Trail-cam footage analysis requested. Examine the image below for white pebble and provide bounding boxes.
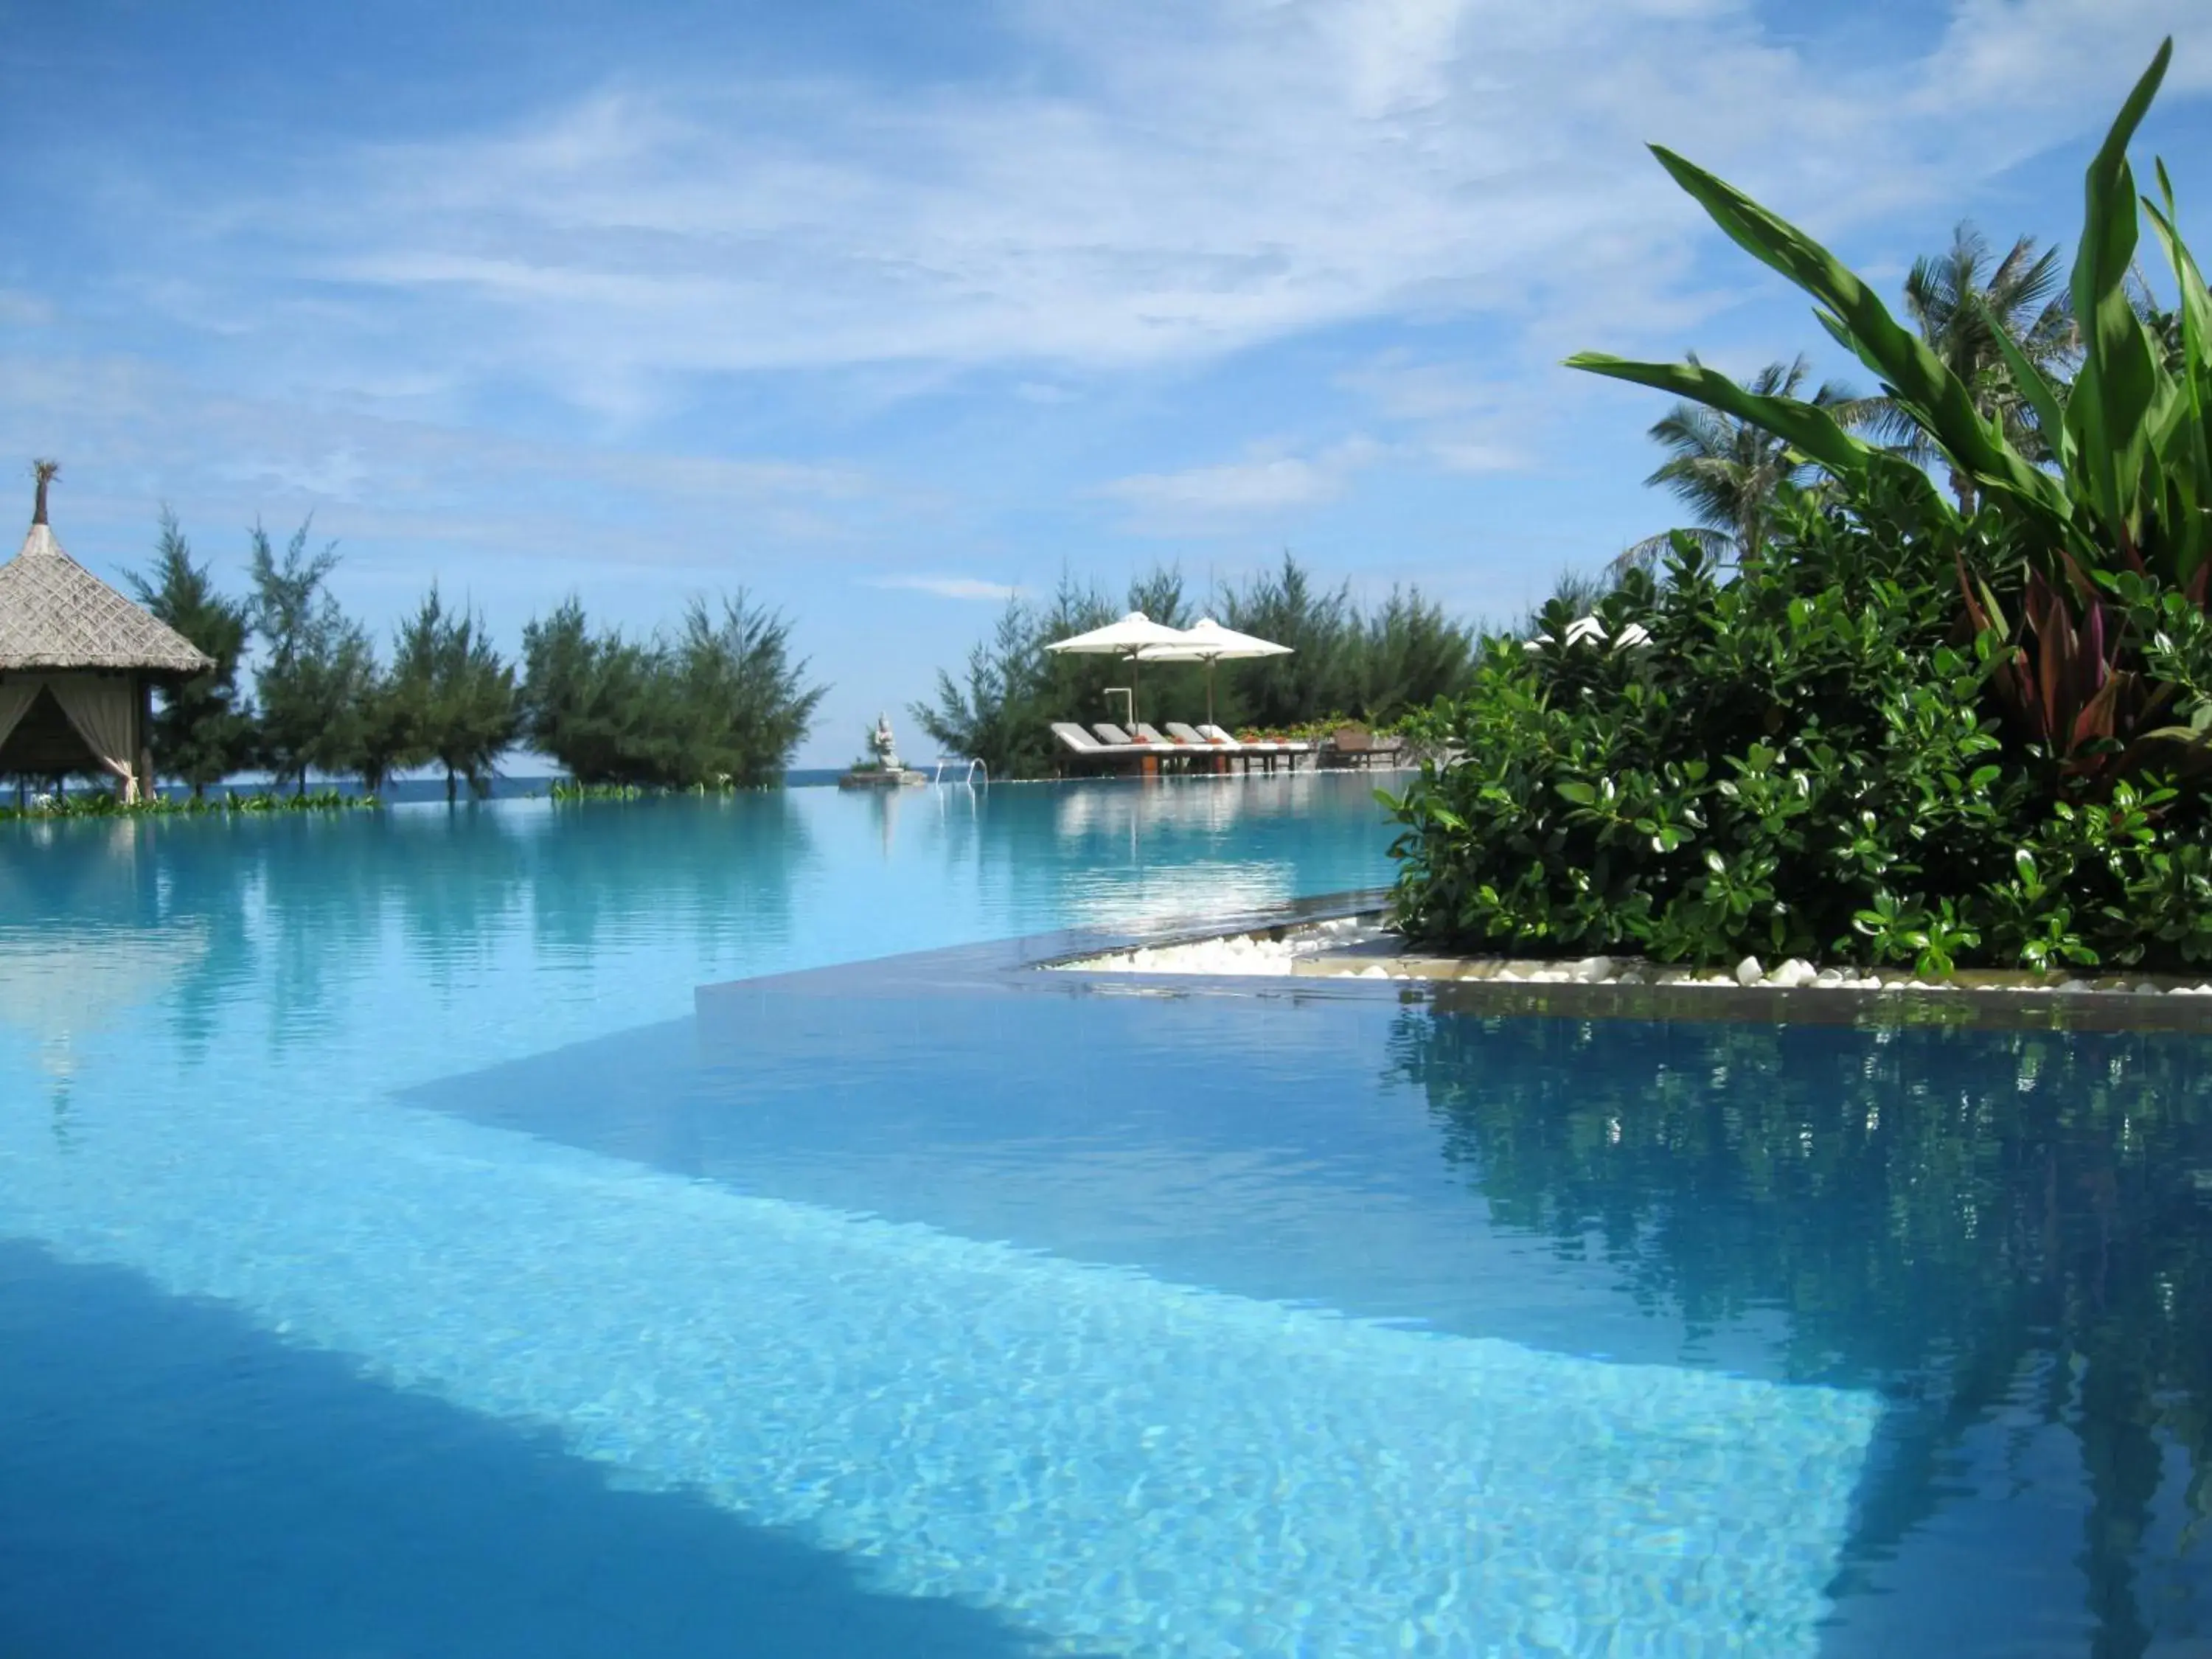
[1733,956,1764,987]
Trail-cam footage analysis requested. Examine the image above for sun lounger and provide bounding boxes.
[1165,722,1232,748]
[1092,723,1175,752]
[1145,721,1238,773]
[1052,722,1146,768]
[1199,723,1313,755]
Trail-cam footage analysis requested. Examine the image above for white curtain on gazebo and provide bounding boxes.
[46,673,139,801]
[0,678,40,753]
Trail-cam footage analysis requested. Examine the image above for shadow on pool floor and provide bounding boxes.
[0,1239,1090,1659]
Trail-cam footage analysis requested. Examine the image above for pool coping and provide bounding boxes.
[695,890,2212,1034]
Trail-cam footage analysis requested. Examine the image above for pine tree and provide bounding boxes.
[246,520,375,796]
[389,584,518,801]
[127,509,254,796]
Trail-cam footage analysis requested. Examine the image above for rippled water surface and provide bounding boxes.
[2,774,2209,1657]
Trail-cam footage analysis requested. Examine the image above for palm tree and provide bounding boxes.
[1619,355,1868,569]
[1879,223,2078,507]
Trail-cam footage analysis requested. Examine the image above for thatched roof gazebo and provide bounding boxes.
[0,463,214,801]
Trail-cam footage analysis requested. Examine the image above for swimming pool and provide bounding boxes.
[1,774,2207,1655]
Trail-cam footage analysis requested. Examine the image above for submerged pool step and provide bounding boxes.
[0,1095,1880,1658]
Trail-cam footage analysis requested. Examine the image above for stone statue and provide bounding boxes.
[841,711,923,788]
[869,712,901,772]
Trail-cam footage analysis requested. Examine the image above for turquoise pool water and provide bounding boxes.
[1,774,2208,1656]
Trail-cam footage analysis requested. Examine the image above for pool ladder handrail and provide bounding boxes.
[933,755,988,788]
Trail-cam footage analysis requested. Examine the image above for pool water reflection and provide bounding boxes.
[1,778,2208,1655]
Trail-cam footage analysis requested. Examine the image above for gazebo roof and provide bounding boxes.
[0,473,214,678]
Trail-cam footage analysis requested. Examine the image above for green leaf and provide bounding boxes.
[2065,38,2173,540]
[1632,145,2076,539]
[1566,351,1948,518]
[1978,295,2076,479]
[1555,781,1597,806]
[2143,160,2212,584]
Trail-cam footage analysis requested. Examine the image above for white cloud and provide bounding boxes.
[868,574,1023,601]
[0,349,897,582]
[1338,352,1539,473]
[1338,357,1495,425]
[90,0,2211,422]
[1099,438,1381,529]
[1424,436,1530,476]
[1919,0,2212,112]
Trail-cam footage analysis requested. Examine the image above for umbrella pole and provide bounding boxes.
[1206,658,1216,728]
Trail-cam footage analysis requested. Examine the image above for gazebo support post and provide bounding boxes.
[136,678,155,806]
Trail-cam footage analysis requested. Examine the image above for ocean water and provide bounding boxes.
[0,773,2208,1657]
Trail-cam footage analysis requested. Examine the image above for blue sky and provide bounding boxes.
[2,0,2210,765]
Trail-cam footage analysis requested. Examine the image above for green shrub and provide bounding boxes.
[0,787,370,822]
[1383,492,2212,973]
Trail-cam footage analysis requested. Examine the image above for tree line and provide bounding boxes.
[128,513,824,800]
[913,555,1479,779]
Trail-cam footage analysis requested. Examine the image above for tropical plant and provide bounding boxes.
[1566,38,2207,795]
[1875,223,2079,501]
[1513,567,1617,641]
[127,509,255,796]
[1621,355,1868,567]
[246,520,377,797]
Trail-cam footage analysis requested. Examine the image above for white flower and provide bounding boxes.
[1562,615,1608,648]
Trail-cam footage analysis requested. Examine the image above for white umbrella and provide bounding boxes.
[1044,611,1193,728]
[1136,616,1292,726]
